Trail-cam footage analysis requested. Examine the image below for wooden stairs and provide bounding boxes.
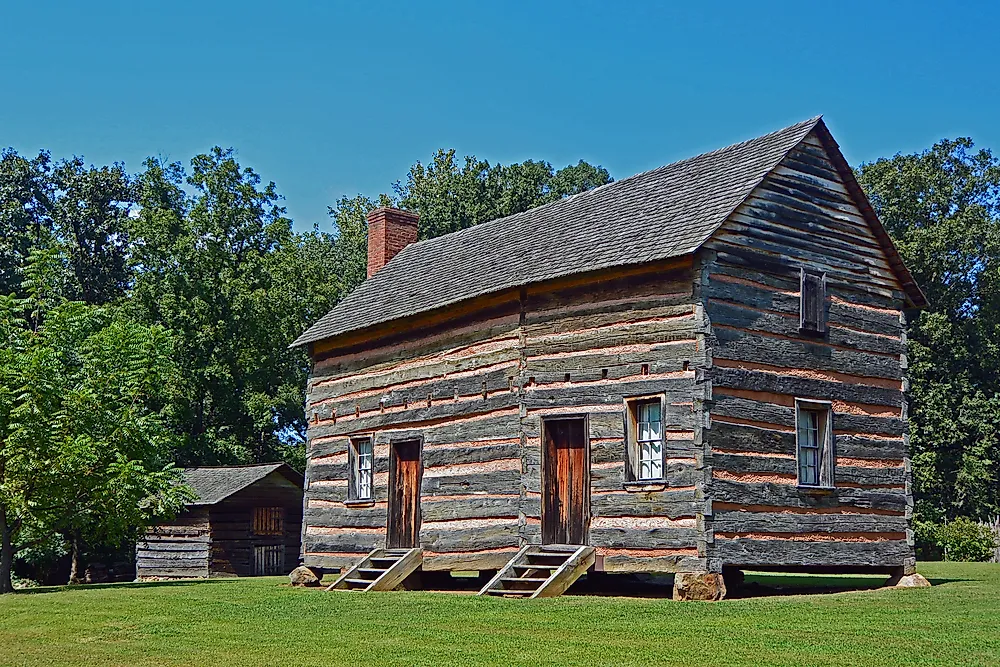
[478,544,595,598]
[327,548,422,592]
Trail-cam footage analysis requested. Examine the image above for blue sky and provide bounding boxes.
[2,1,997,230]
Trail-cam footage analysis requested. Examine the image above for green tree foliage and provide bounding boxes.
[127,150,324,467]
[50,158,135,305]
[0,250,189,593]
[935,518,998,562]
[394,149,612,239]
[857,138,1000,523]
[0,149,54,295]
[326,193,395,296]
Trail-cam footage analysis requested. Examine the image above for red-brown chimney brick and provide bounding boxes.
[367,207,419,278]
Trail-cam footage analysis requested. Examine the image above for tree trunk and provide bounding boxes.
[68,534,83,585]
[0,507,14,594]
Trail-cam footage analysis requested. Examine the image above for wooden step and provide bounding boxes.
[327,548,423,592]
[357,568,389,577]
[477,545,596,599]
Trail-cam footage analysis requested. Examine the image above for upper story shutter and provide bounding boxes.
[800,269,827,334]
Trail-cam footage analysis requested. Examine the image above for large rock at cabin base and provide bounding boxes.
[673,572,727,601]
[289,566,322,587]
[891,573,931,588]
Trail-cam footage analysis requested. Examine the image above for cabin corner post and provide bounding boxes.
[670,251,727,601]
[900,308,918,576]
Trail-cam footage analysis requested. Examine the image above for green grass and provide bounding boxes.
[2,562,999,666]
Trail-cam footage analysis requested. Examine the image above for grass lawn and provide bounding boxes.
[1,562,998,666]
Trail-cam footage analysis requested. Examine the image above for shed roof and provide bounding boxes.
[180,464,302,506]
[293,116,923,348]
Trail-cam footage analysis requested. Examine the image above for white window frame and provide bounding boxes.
[349,436,374,501]
[795,398,834,488]
[624,395,666,483]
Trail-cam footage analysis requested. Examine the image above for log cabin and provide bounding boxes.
[291,116,927,599]
[136,464,303,579]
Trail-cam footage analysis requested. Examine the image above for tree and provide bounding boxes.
[0,249,189,593]
[857,138,1000,523]
[0,149,54,296]
[128,150,324,467]
[393,150,612,239]
[50,157,135,305]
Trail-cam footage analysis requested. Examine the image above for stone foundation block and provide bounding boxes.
[673,571,727,601]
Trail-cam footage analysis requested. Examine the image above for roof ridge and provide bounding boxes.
[393,116,824,257]
[180,463,285,471]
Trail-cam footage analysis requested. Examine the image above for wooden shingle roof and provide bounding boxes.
[180,464,302,506]
[293,116,922,348]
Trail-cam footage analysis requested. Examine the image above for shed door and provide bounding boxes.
[542,417,589,545]
[387,440,422,549]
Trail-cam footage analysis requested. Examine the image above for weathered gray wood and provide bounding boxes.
[711,511,907,534]
[703,279,902,337]
[711,453,906,486]
[421,470,522,496]
[522,378,694,409]
[711,366,902,408]
[712,538,911,567]
[589,528,699,550]
[710,479,907,513]
[712,395,906,437]
[420,523,520,552]
[590,489,699,518]
[711,328,901,381]
[707,300,903,356]
[707,422,906,461]
[601,553,705,573]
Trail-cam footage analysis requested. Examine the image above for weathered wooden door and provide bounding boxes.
[542,417,589,545]
[387,439,422,549]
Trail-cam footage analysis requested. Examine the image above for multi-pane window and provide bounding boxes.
[637,401,663,481]
[252,507,283,535]
[796,400,834,487]
[625,397,665,482]
[350,437,374,501]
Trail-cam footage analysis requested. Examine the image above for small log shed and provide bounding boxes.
[136,464,303,579]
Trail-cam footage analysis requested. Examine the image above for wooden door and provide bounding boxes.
[387,439,422,549]
[542,417,589,545]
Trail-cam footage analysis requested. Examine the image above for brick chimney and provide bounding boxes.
[367,207,419,278]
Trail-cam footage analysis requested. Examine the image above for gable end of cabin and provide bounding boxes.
[697,126,916,577]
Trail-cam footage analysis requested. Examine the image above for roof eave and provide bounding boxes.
[811,120,928,309]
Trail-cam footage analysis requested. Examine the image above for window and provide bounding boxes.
[349,437,374,501]
[800,269,827,334]
[253,544,285,575]
[625,397,664,482]
[795,399,834,487]
[252,507,283,535]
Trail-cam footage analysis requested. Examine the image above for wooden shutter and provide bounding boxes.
[800,269,827,334]
[623,401,639,482]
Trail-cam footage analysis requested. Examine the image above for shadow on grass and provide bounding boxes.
[14,578,235,595]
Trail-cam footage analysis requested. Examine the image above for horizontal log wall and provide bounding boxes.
[521,264,705,573]
[700,128,915,574]
[302,260,707,573]
[136,508,211,579]
[209,473,303,576]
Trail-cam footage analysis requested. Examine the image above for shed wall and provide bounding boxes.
[209,473,304,576]
[136,507,211,579]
